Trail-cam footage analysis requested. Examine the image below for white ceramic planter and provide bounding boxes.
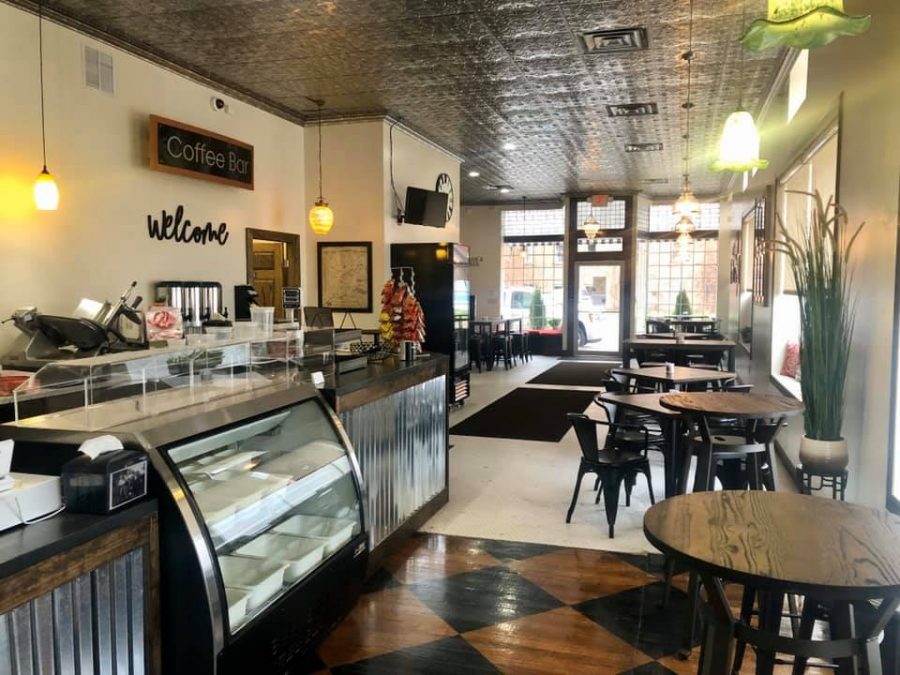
[799,436,849,474]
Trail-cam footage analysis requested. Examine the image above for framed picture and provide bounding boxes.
[317,242,373,312]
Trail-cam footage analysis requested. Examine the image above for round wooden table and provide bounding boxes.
[660,392,804,493]
[644,491,900,674]
[658,391,805,418]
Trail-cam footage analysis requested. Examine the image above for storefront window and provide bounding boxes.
[771,126,838,399]
[501,208,565,327]
[634,203,720,333]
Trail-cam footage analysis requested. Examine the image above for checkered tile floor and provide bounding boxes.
[297,533,830,674]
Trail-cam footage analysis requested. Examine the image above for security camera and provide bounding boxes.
[210,96,229,113]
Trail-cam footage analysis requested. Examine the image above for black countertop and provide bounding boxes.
[321,354,449,412]
[0,498,157,580]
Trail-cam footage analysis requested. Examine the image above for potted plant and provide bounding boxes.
[530,288,546,329]
[674,289,692,316]
[771,191,863,473]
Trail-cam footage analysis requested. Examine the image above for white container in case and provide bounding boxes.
[235,533,326,583]
[274,515,355,553]
[225,586,251,629]
[218,556,286,611]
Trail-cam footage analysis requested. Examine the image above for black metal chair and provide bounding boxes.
[565,410,655,538]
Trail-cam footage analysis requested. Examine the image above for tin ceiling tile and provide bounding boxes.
[33,0,782,201]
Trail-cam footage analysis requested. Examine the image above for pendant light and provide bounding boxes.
[713,2,769,173]
[673,0,701,257]
[308,100,334,235]
[582,202,600,240]
[33,0,58,211]
[673,0,700,229]
[742,0,870,52]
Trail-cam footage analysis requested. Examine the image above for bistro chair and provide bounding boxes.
[565,410,655,538]
[469,323,492,372]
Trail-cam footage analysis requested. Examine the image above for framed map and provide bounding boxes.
[317,242,373,312]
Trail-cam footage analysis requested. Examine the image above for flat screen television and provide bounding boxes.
[403,187,448,228]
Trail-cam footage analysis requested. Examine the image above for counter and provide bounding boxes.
[0,500,159,673]
[321,355,449,569]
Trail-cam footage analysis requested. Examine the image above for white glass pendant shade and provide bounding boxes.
[673,191,700,218]
[583,215,600,240]
[675,215,695,234]
[712,110,770,173]
[742,0,871,51]
[33,167,59,211]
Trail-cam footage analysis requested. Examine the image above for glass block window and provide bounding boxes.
[501,241,565,325]
[641,238,719,320]
[649,203,720,231]
[501,208,565,237]
[575,200,626,230]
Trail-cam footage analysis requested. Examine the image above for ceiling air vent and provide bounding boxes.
[625,142,663,152]
[643,178,669,185]
[581,27,648,54]
[84,45,114,94]
[606,102,658,117]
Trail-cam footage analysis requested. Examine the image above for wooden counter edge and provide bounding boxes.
[329,358,448,414]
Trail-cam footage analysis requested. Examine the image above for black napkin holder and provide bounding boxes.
[61,449,148,514]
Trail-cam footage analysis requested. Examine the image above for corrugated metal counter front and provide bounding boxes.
[321,356,449,569]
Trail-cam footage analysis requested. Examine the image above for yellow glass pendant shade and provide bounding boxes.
[308,199,334,235]
[33,167,58,211]
[742,0,871,51]
[712,110,770,172]
[582,215,600,240]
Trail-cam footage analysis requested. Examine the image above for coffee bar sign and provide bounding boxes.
[149,115,254,190]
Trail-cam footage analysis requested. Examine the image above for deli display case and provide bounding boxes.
[2,343,365,674]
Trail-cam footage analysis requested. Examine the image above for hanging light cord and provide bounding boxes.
[738,0,746,109]
[38,0,47,170]
[681,0,695,192]
[316,102,324,201]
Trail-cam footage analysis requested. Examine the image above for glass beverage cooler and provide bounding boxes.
[3,339,365,674]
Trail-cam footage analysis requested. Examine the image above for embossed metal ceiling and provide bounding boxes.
[23,0,783,203]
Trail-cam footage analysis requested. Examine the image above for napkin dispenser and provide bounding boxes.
[61,435,148,514]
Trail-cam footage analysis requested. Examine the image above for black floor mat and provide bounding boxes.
[449,387,597,442]
[526,361,616,387]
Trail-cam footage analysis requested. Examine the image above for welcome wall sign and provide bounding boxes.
[147,205,230,246]
[149,115,254,190]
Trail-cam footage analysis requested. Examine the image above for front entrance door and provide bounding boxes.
[574,261,622,356]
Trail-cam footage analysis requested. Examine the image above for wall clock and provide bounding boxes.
[435,173,454,223]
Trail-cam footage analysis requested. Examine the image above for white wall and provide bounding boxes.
[460,206,503,318]
[0,3,305,351]
[723,0,900,506]
[303,120,385,326]
[303,119,461,327]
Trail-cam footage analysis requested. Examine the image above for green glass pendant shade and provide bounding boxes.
[742,1,871,51]
[712,110,770,172]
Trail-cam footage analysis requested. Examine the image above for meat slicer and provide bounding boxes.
[1,282,148,370]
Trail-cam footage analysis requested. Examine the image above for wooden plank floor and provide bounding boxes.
[301,533,834,674]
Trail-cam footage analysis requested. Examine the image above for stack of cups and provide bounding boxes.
[250,306,275,337]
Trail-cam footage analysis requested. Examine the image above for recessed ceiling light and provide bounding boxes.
[468,170,480,177]
[499,187,511,193]
[502,142,517,151]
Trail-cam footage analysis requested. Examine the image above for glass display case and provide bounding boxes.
[3,382,366,674]
[167,398,362,632]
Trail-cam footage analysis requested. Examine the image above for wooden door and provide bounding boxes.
[252,242,285,318]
